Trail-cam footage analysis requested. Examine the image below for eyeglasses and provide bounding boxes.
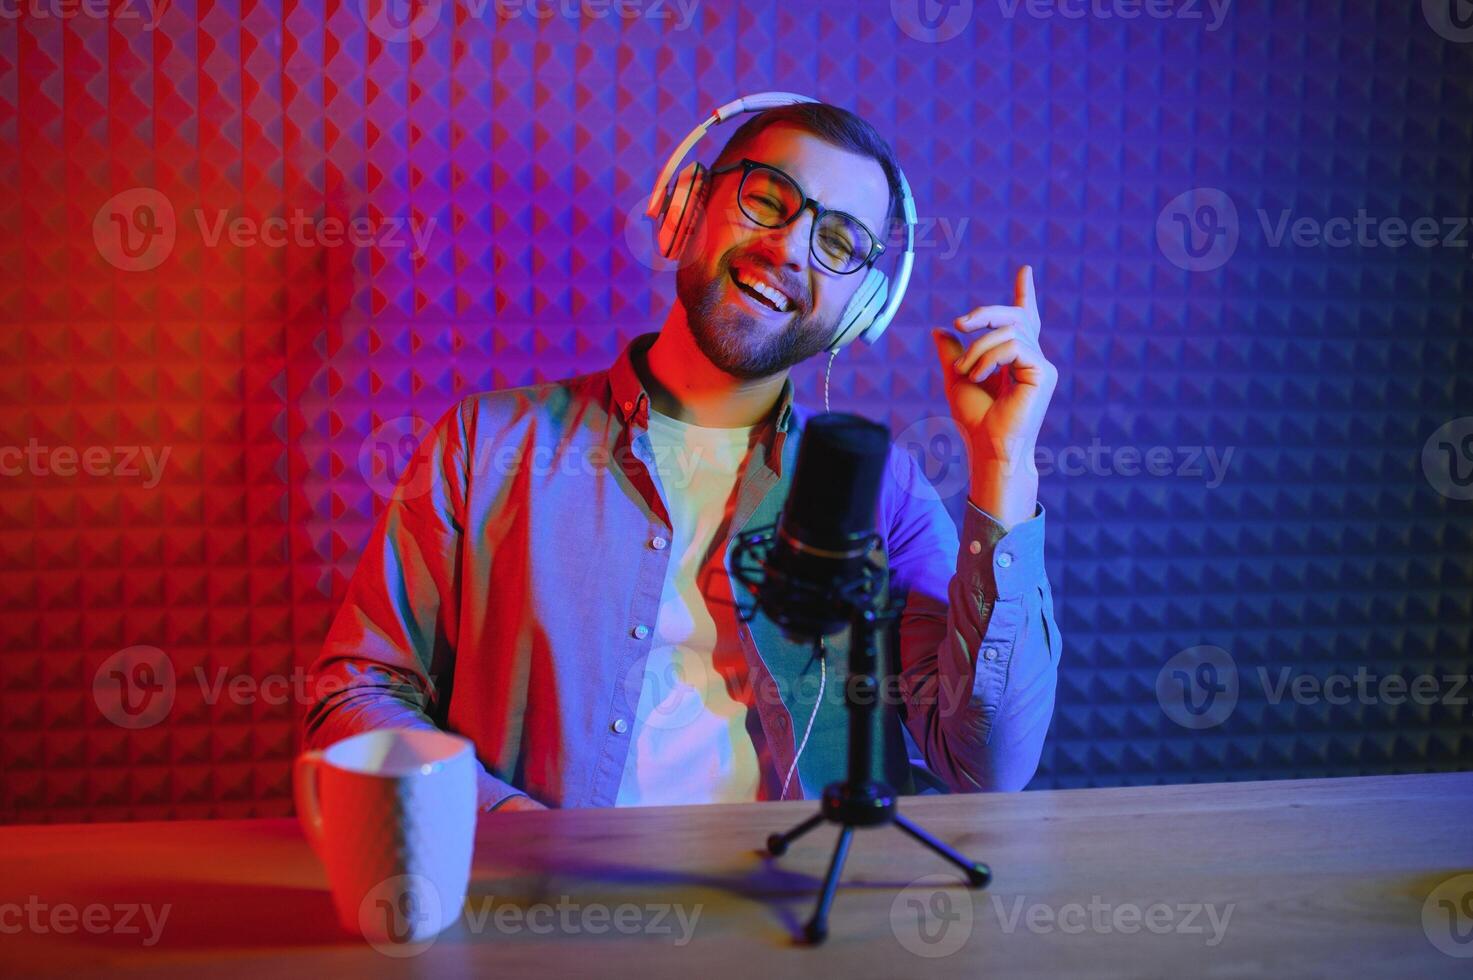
[708,158,886,275]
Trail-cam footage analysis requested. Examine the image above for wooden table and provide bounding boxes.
[2,773,1470,978]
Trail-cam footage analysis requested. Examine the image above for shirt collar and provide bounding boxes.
[607,332,797,439]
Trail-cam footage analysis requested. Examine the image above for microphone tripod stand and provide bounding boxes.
[735,531,992,945]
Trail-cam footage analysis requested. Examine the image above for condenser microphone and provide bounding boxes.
[738,413,892,639]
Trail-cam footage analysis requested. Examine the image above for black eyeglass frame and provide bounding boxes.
[708,158,888,275]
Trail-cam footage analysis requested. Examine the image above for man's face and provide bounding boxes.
[674,124,891,380]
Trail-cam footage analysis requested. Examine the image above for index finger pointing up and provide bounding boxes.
[1015,264,1037,315]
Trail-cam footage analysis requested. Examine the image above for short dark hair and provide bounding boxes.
[711,103,905,237]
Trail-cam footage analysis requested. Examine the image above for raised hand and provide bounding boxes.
[930,264,1058,527]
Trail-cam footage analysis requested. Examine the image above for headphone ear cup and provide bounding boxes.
[827,268,889,352]
[656,161,708,259]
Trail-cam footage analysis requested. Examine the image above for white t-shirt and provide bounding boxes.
[615,407,771,806]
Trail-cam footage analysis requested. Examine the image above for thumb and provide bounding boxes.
[931,327,963,377]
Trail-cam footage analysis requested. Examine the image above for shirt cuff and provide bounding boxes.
[476,765,529,812]
[959,500,1047,601]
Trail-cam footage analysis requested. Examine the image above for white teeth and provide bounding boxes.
[736,271,791,312]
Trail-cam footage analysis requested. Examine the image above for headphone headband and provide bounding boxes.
[646,92,916,351]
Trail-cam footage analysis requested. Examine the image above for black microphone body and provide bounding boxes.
[754,413,891,638]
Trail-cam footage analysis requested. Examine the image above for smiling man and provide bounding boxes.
[302,98,1062,812]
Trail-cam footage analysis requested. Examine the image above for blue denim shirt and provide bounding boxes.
[303,333,1061,809]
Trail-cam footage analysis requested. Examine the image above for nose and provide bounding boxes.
[759,206,814,271]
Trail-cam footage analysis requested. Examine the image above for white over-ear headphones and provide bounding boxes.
[645,92,916,353]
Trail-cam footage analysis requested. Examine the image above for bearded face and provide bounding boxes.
[672,125,891,381]
[675,242,839,380]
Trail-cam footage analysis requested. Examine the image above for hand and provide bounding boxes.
[492,794,548,813]
[930,265,1058,527]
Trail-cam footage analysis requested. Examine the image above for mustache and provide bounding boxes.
[725,253,808,311]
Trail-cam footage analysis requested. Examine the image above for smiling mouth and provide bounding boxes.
[729,267,794,314]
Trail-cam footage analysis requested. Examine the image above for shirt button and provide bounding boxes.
[622,400,633,413]
[650,536,668,550]
[611,718,628,734]
[983,646,999,662]
[968,540,982,555]
[631,624,650,639]
[996,552,1013,568]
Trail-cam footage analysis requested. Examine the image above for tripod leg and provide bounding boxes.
[802,826,853,945]
[766,812,824,856]
[892,813,991,887]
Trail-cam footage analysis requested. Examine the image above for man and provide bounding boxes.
[302,101,1061,812]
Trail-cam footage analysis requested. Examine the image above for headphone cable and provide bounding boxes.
[823,349,838,412]
[780,636,826,801]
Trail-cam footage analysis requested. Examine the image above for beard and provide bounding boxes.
[675,248,840,380]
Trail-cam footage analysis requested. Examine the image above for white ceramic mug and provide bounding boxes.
[295,729,477,945]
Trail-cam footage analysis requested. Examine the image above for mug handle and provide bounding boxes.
[294,750,326,855]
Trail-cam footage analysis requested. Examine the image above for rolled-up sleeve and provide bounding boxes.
[886,449,1061,792]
